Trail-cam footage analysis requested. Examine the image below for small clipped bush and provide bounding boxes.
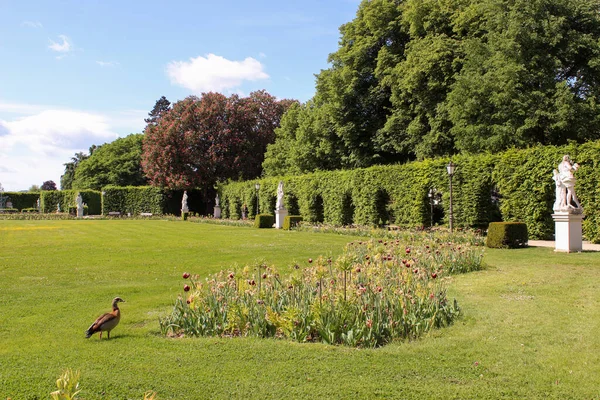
[486,222,528,248]
[182,212,189,221]
[254,214,274,228]
[21,208,39,213]
[0,208,18,214]
[283,215,303,230]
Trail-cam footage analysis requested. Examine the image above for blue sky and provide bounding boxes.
[0,0,360,191]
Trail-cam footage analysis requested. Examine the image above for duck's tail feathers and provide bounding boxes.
[85,324,96,338]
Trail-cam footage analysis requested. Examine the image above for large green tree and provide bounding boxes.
[71,134,147,190]
[264,0,600,175]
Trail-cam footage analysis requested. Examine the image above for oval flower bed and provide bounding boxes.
[160,237,484,348]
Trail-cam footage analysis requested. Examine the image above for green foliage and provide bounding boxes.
[161,235,484,347]
[264,0,600,174]
[227,140,600,242]
[72,134,147,190]
[40,190,101,215]
[182,212,188,221]
[50,369,81,400]
[486,222,528,249]
[254,214,275,228]
[101,186,165,215]
[2,192,39,211]
[283,215,303,230]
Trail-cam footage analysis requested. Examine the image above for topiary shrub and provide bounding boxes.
[486,222,528,248]
[254,214,275,228]
[21,208,39,213]
[283,215,303,230]
[182,212,189,221]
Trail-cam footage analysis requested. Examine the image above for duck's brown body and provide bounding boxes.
[85,297,124,339]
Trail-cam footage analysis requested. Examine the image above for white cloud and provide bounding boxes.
[22,21,43,28]
[48,35,72,53]
[0,108,123,191]
[96,60,119,67]
[166,53,269,93]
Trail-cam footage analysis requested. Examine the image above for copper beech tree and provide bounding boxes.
[141,90,295,189]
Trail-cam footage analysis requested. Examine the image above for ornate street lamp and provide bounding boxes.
[446,161,455,232]
[255,183,260,215]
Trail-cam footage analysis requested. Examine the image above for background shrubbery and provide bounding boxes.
[219,141,600,242]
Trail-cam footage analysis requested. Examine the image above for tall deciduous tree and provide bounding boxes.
[142,91,294,189]
[71,134,147,190]
[60,151,90,189]
[263,0,600,175]
[41,180,57,191]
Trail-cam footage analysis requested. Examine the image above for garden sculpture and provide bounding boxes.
[276,181,285,210]
[181,191,189,213]
[553,155,582,213]
[85,297,125,339]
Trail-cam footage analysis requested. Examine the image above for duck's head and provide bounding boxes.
[112,297,125,307]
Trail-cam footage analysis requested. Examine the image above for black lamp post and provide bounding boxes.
[428,188,434,227]
[255,183,260,215]
[446,161,455,232]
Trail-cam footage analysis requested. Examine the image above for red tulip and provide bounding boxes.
[183,284,190,292]
[182,272,190,279]
[308,258,313,263]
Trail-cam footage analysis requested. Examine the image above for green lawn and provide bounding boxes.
[1,220,600,399]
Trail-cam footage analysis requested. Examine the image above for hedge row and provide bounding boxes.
[1,192,40,211]
[218,141,600,242]
[101,186,209,216]
[41,190,101,215]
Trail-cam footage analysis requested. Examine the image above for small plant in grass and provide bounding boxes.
[50,369,81,400]
[160,237,484,347]
[49,368,158,399]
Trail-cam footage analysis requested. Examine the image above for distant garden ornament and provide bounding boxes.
[181,191,189,213]
[276,181,285,210]
[76,193,84,218]
[274,181,287,229]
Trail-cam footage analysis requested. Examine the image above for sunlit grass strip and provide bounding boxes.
[160,236,484,347]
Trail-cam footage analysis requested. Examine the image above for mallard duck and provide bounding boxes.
[85,297,125,339]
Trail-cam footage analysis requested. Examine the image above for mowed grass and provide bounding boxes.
[1,220,600,399]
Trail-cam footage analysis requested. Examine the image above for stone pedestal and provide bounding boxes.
[214,206,221,219]
[275,208,288,229]
[552,212,585,252]
[76,207,83,218]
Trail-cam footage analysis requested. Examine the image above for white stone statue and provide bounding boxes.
[215,193,220,207]
[36,198,41,211]
[553,155,582,213]
[181,191,189,213]
[76,193,84,217]
[276,181,285,210]
[56,202,61,213]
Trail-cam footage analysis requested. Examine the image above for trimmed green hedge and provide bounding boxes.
[283,215,303,230]
[41,190,101,215]
[486,222,528,249]
[101,186,165,215]
[219,141,600,242]
[255,214,275,228]
[2,192,40,211]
